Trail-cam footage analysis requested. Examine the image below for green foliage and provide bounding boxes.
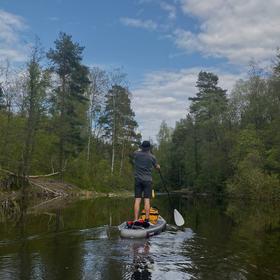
[156,66,280,200]
[154,121,173,187]
[0,113,26,171]
[0,32,138,193]
[65,155,133,193]
[157,71,230,192]
[1,35,280,199]
[227,154,280,200]
[30,127,59,174]
[47,32,90,173]
[21,44,50,176]
[230,127,265,166]
[99,84,140,175]
[266,147,280,173]
[100,85,139,144]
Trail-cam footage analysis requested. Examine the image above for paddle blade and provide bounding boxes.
[174,209,185,226]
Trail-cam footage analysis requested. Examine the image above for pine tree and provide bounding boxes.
[21,43,50,177]
[189,71,229,191]
[47,32,90,176]
[190,71,228,127]
[99,85,139,173]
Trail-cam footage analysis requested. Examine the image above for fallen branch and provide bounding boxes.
[1,168,70,198]
[29,172,60,179]
[30,196,63,210]
[0,168,17,176]
[29,180,62,197]
[0,168,61,179]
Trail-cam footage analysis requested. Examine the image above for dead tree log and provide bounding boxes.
[0,168,66,197]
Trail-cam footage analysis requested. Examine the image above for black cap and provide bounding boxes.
[140,140,151,151]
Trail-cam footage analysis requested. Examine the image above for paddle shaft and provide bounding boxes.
[158,170,174,209]
[158,170,185,227]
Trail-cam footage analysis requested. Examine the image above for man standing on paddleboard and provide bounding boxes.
[133,140,160,222]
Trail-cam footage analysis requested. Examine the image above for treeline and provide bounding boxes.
[156,54,280,200]
[0,32,140,192]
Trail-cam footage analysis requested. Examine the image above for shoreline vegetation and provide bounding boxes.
[0,32,279,201]
[154,66,280,201]
[0,177,134,202]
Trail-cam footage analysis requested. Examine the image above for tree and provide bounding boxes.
[190,71,228,129]
[21,43,50,177]
[0,83,5,111]
[99,85,139,174]
[273,48,280,77]
[155,121,173,186]
[0,60,21,170]
[86,67,109,160]
[188,71,229,191]
[47,32,90,177]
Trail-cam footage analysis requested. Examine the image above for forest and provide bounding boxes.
[0,32,140,193]
[0,32,279,200]
[156,58,280,200]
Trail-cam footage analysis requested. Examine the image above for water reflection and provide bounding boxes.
[131,241,153,280]
[0,195,280,279]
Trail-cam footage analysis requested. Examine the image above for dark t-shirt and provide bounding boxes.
[133,150,157,182]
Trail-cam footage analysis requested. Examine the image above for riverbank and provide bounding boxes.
[0,177,134,202]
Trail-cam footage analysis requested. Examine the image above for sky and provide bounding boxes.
[1,0,280,140]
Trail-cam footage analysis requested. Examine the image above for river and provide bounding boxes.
[0,194,279,279]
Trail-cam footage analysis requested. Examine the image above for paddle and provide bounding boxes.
[158,170,185,226]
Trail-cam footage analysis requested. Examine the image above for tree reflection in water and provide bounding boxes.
[0,196,280,279]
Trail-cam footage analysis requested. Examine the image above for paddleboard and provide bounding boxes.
[118,216,166,239]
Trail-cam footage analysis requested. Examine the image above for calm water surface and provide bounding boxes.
[0,194,279,280]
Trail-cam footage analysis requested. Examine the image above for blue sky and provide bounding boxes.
[1,0,280,140]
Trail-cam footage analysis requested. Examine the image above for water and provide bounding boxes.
[0,195,279,280]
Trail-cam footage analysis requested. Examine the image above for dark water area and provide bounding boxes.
[0,194,280,280]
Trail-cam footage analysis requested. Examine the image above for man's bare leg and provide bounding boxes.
[144,198,150,220]
[134,198,141,221]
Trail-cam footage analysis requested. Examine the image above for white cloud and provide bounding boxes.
[132,67,242,140]
[0,9,28,62]
[160,2,176,19]
[176,0,280,65]
[0,49,26,62]
[120,17,158,31]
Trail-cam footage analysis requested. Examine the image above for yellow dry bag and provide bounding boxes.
[141,207,159,224]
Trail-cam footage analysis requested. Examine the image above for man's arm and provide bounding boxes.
[152,155,160,170]
[129,151,137,165]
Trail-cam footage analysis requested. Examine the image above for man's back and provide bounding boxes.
[133,150,157,182]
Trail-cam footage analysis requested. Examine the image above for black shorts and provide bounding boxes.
[135,179,152,198]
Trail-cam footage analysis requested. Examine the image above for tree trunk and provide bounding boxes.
[111,144,115,174]
[111,92,116,174]
[87,111,92,161]
[2,100,12,168]
[120,138,125,175]
[59,75,66,180]
[22,75,36,177]
[194,124,199,177]
[87,94,94,161]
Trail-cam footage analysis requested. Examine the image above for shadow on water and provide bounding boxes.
[0,193,280,279]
